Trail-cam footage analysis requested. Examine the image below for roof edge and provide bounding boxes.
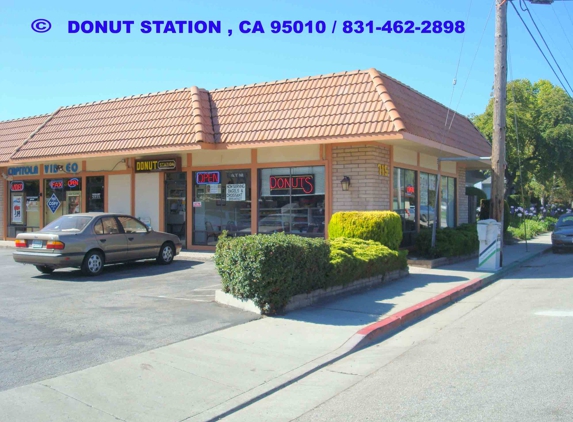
[367,68,406,132]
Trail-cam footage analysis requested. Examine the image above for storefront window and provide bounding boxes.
[420,173,437,229]
[258,166,326,237]
[192,170,251,245]
[86,176,104,212]
[44,178,83,226]
[440,176,456,228]
[8,180,40,236]
[165,172,187,245]
[393,167,417,246]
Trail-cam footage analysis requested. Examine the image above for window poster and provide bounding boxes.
[226,184,246,201]
[12,194,23,224]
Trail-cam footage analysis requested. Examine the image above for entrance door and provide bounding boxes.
[164,172,187,247]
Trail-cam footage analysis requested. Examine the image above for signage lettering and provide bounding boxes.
[406,185,415,195]
[196,171,220,184]
[68,178,80,188]
[49,180,64,190]
[7,166,38,176]
[44,162,79,174]
[135,158,179,173]
[270,175,315,195]
[10,181,25,192]
[378,164,389,176]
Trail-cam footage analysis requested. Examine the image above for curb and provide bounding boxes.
[197,244,551,422]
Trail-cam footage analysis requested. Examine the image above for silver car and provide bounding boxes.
[13,213,182,276]
[551,213,573,253]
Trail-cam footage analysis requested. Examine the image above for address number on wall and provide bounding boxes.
[378,164,389,176]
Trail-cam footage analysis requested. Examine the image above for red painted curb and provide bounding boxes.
[356,276,485,340]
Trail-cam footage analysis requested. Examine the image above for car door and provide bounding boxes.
[93,217,128,263]
[117,216,157,260]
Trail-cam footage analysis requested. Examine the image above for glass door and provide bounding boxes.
[164,172,187,247]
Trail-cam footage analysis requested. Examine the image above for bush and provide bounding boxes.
[215,232,330,314]
[466,186,487,203]
[508,217,557,240]
[328,238,407,286]
[479,199,510,233]
[328,211,402,250]
[415,224,479,259]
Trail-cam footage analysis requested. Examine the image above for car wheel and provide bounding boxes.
[82,250,105,276]
[35,265,54,274]
[157,242,174,265]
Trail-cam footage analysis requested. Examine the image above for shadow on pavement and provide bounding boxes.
[280,273,469,327]
[33,259,203,283]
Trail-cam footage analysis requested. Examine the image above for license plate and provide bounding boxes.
[31,240,43,249]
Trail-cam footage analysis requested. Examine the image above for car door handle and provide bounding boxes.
[128,237,134,241]
[99,239,107,243]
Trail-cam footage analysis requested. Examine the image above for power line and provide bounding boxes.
[519,0,573,93]
[564,2,573,26]
[510,0,572,96]
[529,6,573,74]
[551,4,573,52]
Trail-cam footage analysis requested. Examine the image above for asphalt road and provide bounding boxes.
[0,249,257,392]
[227,251,573,422]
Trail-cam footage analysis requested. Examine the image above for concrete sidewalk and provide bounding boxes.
[0,235,552,422]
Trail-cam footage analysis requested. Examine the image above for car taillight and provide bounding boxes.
[15,240,27,248]
[46,241,65,250]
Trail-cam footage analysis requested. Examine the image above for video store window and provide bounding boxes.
[44,178,83,226]
[258,166,326,237]
[9,180,40,235]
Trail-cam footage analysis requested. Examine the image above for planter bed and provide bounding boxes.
[407,252,478,269]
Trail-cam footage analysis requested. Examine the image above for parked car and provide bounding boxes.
[408,205,436,226]
[551,213,573,253]
[13,213,182,276]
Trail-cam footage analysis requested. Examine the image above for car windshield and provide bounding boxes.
[557,215,573,227]
[41,215,93,232]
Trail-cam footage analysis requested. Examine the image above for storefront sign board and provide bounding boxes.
[135,158,180,173]
[8,166,38,176]
[47,194,61,214]
[10,181,25,192]
[226,184,246,201]
[44,162,80,174]
[196,171,220,184]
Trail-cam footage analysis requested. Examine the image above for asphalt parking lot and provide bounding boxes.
[0,249,258,392]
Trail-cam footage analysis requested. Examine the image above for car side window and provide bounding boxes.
[94,220,104,235]
[118,217,148,234]
[101,217,121,235]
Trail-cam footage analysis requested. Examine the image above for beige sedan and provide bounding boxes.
[13,213,182,276]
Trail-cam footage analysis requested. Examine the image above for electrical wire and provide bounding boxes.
[564,1,573,26]
[510,0,572,96]
[551,4,573,53]
[519,0,573,94]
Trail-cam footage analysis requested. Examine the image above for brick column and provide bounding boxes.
[332,144,390,213]
[457,164,468,225]
[0,176,5,239]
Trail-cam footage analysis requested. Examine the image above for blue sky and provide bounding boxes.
[2,0,573,121]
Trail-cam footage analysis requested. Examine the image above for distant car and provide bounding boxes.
[407,205,436,225]
[551,213,573,253]
[13,213,182,276]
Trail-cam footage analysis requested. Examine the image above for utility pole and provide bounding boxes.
[491,0,508,262]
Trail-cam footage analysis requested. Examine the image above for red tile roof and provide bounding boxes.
[0,114,51,163]
[1,68,490,162]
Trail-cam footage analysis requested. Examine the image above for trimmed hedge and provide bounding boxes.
[328,238,407,287]
[215,232,330,314]
[465,186,487,203]
[415,224,479,259]
[215,232,408,314]
[479,199,510,233]
[328,211,402,250]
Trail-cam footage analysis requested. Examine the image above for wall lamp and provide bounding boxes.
[340,176,351,191]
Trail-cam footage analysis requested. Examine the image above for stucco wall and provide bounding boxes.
[135,173,160,230]
[332,144,390,213]
[257,145,320,163]
[108,174,131,215]
[457,164,468,224]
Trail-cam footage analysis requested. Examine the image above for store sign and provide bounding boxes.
[47,193,61,214]
[7,166,38,176]
[226,184,246,201]
[10,181,25,192]
[196,171,220,184]
[135,158,180,173]
[49,180,64,190]
[406,185,415,195]
[68,178,80,188]
[12,195,23,224]
[269,175,315,195]
[44,162,80,174]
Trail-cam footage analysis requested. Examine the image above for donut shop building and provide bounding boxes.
[0,68,491,249]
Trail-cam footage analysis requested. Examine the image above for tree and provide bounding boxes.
[473,79,573,204]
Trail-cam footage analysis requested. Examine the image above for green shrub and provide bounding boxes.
[415,224,479,259]
[466,186,487,203]
[508,217,556,240]
[328,237,407,287]
[328,211,402,250]
[215,232,330,314]
[479,199,510,233]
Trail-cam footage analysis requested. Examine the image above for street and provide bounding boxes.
[0,249,257,392]
[225,251,573,422]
